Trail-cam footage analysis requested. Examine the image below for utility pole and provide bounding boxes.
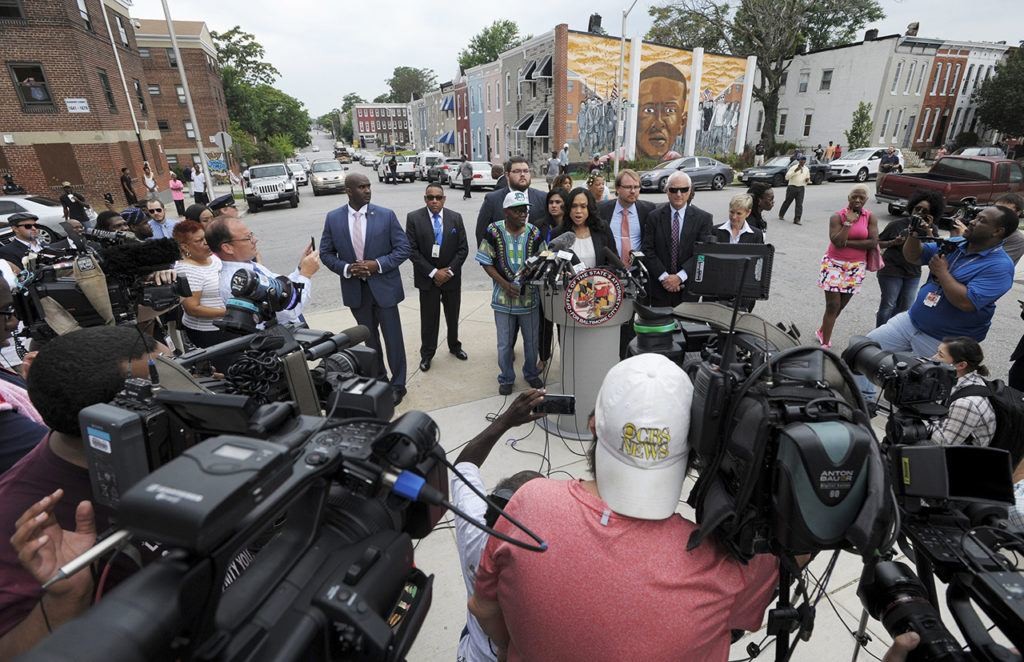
[160,0,212,197]
[101,6,146,163]
[613,0,639,178]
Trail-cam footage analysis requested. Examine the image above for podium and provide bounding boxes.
[537,268,635,440]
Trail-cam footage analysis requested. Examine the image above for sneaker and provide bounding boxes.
[527,377,544,389]
[498,383,513,396]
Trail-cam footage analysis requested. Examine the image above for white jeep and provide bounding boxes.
[243,162,299,213]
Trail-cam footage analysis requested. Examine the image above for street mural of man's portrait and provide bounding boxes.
[636,62,688,159]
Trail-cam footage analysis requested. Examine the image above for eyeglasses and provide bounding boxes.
[505,206,529,214]
[0,306,15,318]
[229,232,256,244]
[424,195,445,201]
[15,223,38,229]
[667,187,691,194]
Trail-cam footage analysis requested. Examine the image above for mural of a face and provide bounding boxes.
[637,73,687,159]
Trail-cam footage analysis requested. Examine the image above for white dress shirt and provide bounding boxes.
[343,204,382,278]
[716,220,755,244]
[658,203,691,283]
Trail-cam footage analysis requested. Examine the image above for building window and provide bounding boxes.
[948,63,961,95]
[132,79,146,113]
[929,63,942,95]
[114,14,129,47]
[890,60,904,94]
[778,71,787,93]
[166,48,177,68]
[951,107,962,137]
[879,109,891,138]
[147,84,160,96]
[0,0,25,19]
[778,113,787,136]
[962,64,975,94]
[184,121,195,139]
[157,119,169,131]
[940,63,952,95]
[756,110,763,132]
[803,113,813,137]
[166,154,178,167]
[919,108,932,141]
[819,69,833,91]
[973,65,983,89]
[98,69,117,111]
[9,63,54,109]
[928,110,941,143]
[893,109,904,139]
[505,73,510,104]
[486,83,491,111]
[176,85,185,104]
[567,103,573,115]
[76,0,91,30]
[139,48,150,58]
[915,63,927,94]
[903,62,916,94]
[798,71,809,93]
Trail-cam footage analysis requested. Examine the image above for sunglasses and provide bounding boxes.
[0,306,16,318]
[15,223,38,229]
[425,195,445,201]
[667,187,691,194]
[147,208,164,214]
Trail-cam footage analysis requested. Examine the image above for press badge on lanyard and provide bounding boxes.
[924,291,941,307]
[431,244,440,258]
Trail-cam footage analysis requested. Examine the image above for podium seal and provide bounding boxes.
[564,267,623,326]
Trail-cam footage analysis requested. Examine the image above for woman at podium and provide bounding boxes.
[557,188,616,269]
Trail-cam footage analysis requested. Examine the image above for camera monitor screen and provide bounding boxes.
[688,242,774,300]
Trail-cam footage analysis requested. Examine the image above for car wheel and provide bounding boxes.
[855,168,868,183]
[248,205,259,214]
[291,196,299,208]
[313,189,321,196]
[658,177,668,192]
[773,174,785,187]
[887,204,904,217]
[711,174,726,190]
[377,173,383,183]
[811,171,825,185]
[36,226,56,244]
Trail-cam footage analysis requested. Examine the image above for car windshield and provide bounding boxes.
[25,196,60,207]
[288,164,304,172]
[842,149,876,160]
[311,161,343,172]
[654,158,685,170]
[250,165,288,178]
[763,156,790,167]
[425,156,443,166]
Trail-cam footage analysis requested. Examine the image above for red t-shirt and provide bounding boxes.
[0,438,113,637]
[474,478,779,662]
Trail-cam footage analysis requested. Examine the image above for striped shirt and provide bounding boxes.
[174,256,224,331]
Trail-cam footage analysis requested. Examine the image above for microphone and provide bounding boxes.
[82,227,142,244]
[99,238,181,278]
[547,232,576,253]
[304,325,372,360]
[603,246,627,271]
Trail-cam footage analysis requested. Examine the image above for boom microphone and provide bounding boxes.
[304,325,372,360]
[99,239,181,278]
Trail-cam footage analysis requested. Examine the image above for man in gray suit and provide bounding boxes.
[320,173,412,404]
[406,183,469,372]
[474,155,547,245]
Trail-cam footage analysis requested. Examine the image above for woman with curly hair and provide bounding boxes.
[745,181,775,233]
[816,183,878,348]
[874,188,942,327]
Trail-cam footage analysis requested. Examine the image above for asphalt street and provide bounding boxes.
[246,130,1024,379]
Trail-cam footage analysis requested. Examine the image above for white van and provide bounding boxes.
[413,150,446,181]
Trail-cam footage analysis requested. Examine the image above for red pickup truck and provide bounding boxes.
[875,156,1024,216]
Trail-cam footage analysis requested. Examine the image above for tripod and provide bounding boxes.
[766,559,815,662]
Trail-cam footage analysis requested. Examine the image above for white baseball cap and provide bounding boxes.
[502,190,530,209]
[594,354,693,520]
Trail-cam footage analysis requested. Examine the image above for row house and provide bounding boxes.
[352,103,410,148]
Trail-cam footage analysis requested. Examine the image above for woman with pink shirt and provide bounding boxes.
[169,171,186,217]
[816,183,878,348]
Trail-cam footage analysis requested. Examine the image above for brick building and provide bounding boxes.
[135,18,230,175]
[352,103,410,149]
[911,47,967,152]
[0,0,166,205]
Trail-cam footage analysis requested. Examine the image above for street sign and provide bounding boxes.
[64,98,90,113]
[213,131,233,151]
[207,159,226,171]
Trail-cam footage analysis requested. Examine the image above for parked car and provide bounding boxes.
[377,155,416,182]
[447,161,499,190]
[953,146,1005,157]
[639,156,734,192]
[876,156,1024,217]
[310,159,347,196]
[827,147,905,182]
[312,145,320,152]
[0,195,81,244]
[335,147,352,164]
[738,155,829,187]
[287,162,308,186]
[243,162,299,213]
[432,158,463,184]
[413,150,446,181]
[360,154,380,167]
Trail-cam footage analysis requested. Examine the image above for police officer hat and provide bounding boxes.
[208,193,236,211]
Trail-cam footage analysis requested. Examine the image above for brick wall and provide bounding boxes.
[911,50,967,152]
[0,0,169,203]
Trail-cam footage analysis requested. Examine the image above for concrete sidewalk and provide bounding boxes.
[303,295,994,662]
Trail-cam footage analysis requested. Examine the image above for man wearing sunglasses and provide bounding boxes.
[642,171,714,307]
[0,213,45,269]
[405,184,469,372]
[145,201,177,240]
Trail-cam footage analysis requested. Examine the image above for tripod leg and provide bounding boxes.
[849,608,870,662]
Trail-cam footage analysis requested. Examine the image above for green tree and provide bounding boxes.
[264,134,296,162]
[377,66,437,103]
[341,92,365,114]
[645,0,884,152]
[844,101,873,150]
[457,20,530,71]
[228,119,259,166]
[973,48,1024,138]
[210,26,280,86]
[316,110,341,139]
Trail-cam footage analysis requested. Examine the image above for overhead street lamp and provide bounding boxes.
[613,0,640,178]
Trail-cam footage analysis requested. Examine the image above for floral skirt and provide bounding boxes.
[818,255,866,294]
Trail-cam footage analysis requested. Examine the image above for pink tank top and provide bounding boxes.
[826,207,870,262]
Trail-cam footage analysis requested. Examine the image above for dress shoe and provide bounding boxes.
[498,383,513,396]
[451,349,468,361]
[393,386,407,406]
[527,377,545,389]
[419,357,431,372]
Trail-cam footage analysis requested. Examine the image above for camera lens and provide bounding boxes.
[842,336,891,383]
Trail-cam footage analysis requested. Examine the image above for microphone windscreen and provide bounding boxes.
[547,232,577,252]
[100,239,181,277]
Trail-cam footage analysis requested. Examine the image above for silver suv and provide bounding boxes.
[244,162,299,213]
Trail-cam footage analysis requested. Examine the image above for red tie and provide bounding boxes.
[620,208,632,266]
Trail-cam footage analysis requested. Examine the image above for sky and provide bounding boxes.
[128,0,1022,116]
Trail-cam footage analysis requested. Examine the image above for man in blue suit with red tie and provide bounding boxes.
[320,173,412,404]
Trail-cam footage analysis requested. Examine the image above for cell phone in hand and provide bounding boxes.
[532,394,575,415]
[309,236,316,252]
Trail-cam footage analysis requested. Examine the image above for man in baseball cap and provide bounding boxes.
[475,188,545,395]
[470,353,780,660]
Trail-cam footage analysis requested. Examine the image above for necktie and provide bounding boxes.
[619,208,632,266]
[671,210,681,273]
[352,211,364,261]
[432,213,443,246]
